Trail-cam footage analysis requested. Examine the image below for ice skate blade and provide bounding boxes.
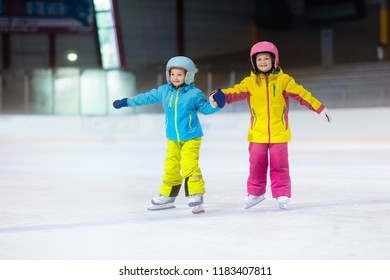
[147,204,175,211]
[278,204,288,210]
[192,209,205,214]
[192,205,205,214]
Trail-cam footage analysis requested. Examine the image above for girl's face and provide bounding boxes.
[169,67,186,87]
[255,53,273,73]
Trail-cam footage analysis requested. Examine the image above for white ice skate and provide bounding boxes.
[188,194,203,207]
[244,194,265,209]
[192,204,205,214]
[147,195,176,211]
[276,196,289,209]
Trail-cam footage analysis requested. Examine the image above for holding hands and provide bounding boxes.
[209,89,226,109]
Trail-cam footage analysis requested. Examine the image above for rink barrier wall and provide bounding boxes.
[1,107,390,142]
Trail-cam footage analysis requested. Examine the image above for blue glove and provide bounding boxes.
[209,89,226,108]
[113,98,128,109]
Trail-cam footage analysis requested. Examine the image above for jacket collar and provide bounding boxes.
[250,67,283,79]
[168,83,194,92]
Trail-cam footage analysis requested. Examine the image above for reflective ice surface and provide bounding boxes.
[1,107,389,260]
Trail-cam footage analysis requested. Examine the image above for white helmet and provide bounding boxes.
[166,56,196,85]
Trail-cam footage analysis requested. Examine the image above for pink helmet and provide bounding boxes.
[250,41,279,71]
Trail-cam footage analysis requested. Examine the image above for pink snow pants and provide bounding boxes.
[247,142,291,198]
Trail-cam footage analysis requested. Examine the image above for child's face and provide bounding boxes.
[255,53,272,73]
[169,67,186,87]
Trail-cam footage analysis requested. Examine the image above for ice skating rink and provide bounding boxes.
[1,107,390,261]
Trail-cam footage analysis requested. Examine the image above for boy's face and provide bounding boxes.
[255,52,272,73]
[169,67,186,87]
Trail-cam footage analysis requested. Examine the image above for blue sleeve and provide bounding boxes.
[195,90,221,115]
[127,85,165,107]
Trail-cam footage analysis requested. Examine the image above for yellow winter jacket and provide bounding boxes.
[222,68,325,143]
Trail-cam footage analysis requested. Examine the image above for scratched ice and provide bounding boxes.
[1,107,389,259]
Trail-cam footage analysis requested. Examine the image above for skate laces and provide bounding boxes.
[188,194,203,207]
[244,194,265,209]
[152,195,175,205]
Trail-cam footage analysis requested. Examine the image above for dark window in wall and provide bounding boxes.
[305,0,365,23]
[254,0,294,30]
[0,0,93,32]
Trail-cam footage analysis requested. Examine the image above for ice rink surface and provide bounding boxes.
[1,107,390,260]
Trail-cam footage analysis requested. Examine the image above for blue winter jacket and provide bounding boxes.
[127,83,220,142]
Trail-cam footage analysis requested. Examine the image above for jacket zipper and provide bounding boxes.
[174,88,180,142]
[266,76,271,143]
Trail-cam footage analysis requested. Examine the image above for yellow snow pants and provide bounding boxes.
[159,138,205,197]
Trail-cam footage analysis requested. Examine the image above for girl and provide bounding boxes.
[210,41,331,210]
